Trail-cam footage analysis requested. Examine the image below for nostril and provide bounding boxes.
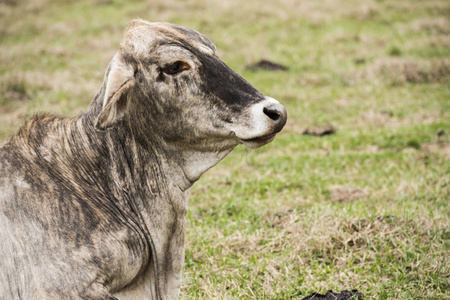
[263,106,281,121]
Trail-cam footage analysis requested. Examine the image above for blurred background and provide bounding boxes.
[1,0,449,299]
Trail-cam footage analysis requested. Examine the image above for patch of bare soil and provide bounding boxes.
[301,289,362,300]
[329,186,368,202]
[303,124,337,136]
[245,59,288,71]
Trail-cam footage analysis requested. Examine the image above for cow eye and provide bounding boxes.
[163,61,190,75]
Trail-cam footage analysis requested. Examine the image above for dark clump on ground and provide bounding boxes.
[245,59,288,71]
[303,124,337,136]
[301,289,363,300]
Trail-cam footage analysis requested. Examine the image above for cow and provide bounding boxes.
[0,19,287,299]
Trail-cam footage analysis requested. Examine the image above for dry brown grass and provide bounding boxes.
[429,35,450,48]
[353,57,450,85]
[410,17,450,35]
[252,208,448,296]
[421,143,450,160]
[271,211,447,263]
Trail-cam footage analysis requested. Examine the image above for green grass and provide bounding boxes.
[1,0,449,299]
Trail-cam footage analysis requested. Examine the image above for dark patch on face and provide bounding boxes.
[197,55,265,112]
[156,33,265,110]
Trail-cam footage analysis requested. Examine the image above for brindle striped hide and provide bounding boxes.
[0,19,287,300]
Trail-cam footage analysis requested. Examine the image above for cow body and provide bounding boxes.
[0,20,286,299]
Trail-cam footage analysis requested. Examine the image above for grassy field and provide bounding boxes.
[1,0,449,299]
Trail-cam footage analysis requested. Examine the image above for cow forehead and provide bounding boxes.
[121,20,216,58]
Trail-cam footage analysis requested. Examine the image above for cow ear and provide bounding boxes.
[95,55,135,131]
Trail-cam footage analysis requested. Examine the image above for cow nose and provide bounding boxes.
[263,103,287,132]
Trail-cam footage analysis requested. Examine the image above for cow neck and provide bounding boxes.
[86,98,191,299]
[79,104,166,206]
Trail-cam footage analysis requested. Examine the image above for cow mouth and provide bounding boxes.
[240,133,277,148]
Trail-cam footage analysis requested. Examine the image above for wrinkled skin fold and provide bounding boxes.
[0,20,287,300]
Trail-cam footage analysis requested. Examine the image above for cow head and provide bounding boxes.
[95,20,287,152]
